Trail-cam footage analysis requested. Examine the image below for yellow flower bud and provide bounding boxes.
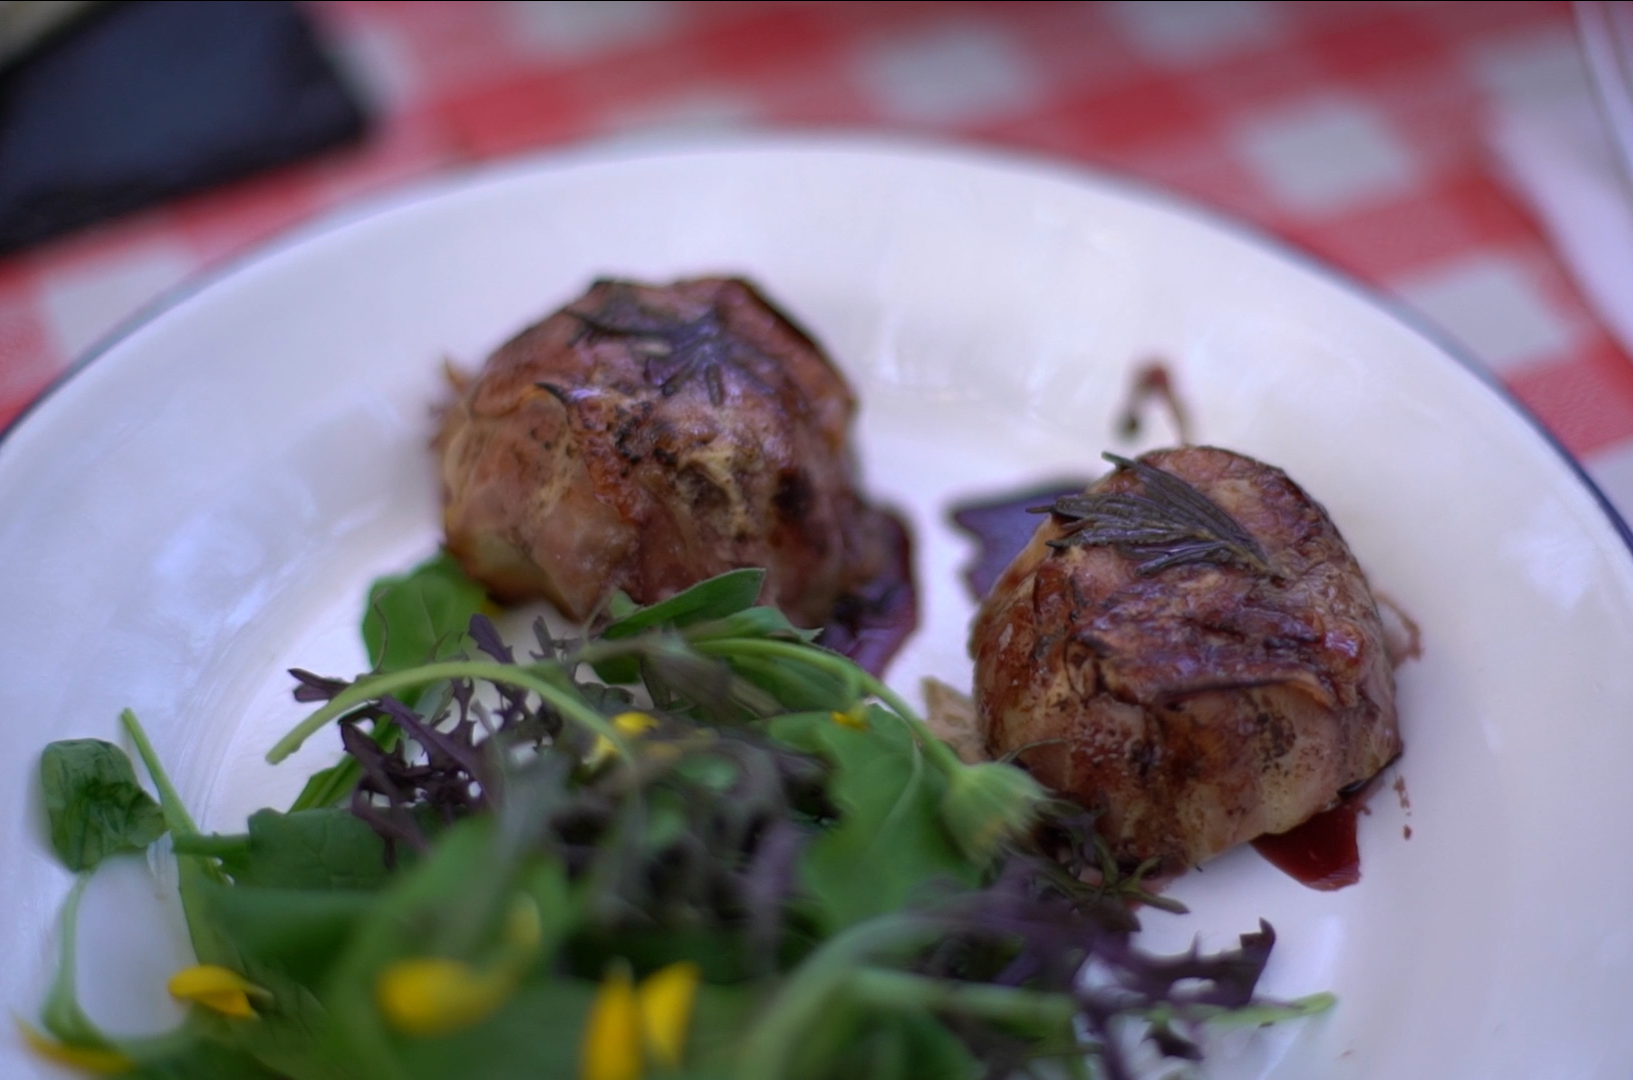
[829,704,869,730]
[166,964,265,1020]
[16,1019,132,1075]
[636,961,700,1068]
[580,963,640,1080]
[376,958,511,1037]
[587,712,660,768]
[939,760,1046,863]
[612,712,659,736]
[579,960,701,1080]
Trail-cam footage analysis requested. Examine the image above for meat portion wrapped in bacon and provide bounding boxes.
[435,277,913,668]
[972,447,1400,870]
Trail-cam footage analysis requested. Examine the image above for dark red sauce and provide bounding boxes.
[1250,783,1375,891]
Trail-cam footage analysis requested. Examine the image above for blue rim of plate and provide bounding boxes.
[4,131,1632,561]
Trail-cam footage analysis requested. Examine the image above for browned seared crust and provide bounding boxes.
[972,447,1400,869]
[435,277,895,626]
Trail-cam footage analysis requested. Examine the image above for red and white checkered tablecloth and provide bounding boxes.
[6,1,1632,517]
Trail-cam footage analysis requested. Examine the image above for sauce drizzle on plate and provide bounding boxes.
[1250,785,1370,891]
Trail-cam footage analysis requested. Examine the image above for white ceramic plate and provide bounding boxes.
[4,137,1633,1079]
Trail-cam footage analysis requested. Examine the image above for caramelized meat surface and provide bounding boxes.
[972,447,1399,869]
[436,277,908,643]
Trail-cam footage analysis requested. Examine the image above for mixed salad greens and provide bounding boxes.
[27,557,1330,1079]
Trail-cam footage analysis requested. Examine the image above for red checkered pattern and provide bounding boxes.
[7,1,1632,510]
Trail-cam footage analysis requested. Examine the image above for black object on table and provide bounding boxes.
[0,0,368,256]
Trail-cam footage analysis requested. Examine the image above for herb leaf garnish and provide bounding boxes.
[1038,452,1271,575]
[289,551,487,813]
[173,808,390,892]
[572,283,777,405]
[33,563,1331,1079]
[361,551,488,685]
[39,739,167,872]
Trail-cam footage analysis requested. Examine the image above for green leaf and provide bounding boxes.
[288,554,485,812]
[393,980,593,1080]
[565,925,754,985]
[163,888,356,1080]
[769,711,977,932]
[176,809,389,891]
[320,819,572,1080]
[199,883,378,987]
[666,983,760,1078]
[119,1038,289,1080]
[362,552,488,678]
[200,968,352,1080]
[517,858,575,962]
[288,762,357,814]
[40,739,167,872]
[717,653,852,713]
[788,1006,979,1080]
[599,569,765,640]
[589,655,642,687]
[682,606,821,644]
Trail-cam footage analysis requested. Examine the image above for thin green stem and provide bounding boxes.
[846,968,1078,1030]
[121,708,229,964]
[265,661,628,765]
[734,914,939,1080]
[1160,993,1336,1027]
[40,876,97,1045]
[121,709,197,836]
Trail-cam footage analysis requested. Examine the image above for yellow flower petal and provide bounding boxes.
[16,1019,132,1075]
[580,963,640,1080]
[376,958,511,1037]
[611,712,658,736]
[636,962,699,1068]
[830,704,869,730]
[586,735,618,768]
[166,964,264,1020]
[588,713,661,768]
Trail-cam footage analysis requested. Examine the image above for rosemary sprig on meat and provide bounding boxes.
[1036,452,1272,576]
[570,280,777,405]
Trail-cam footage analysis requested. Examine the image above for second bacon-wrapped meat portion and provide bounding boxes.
[435,277,914,672]
[972,447,1400,871]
